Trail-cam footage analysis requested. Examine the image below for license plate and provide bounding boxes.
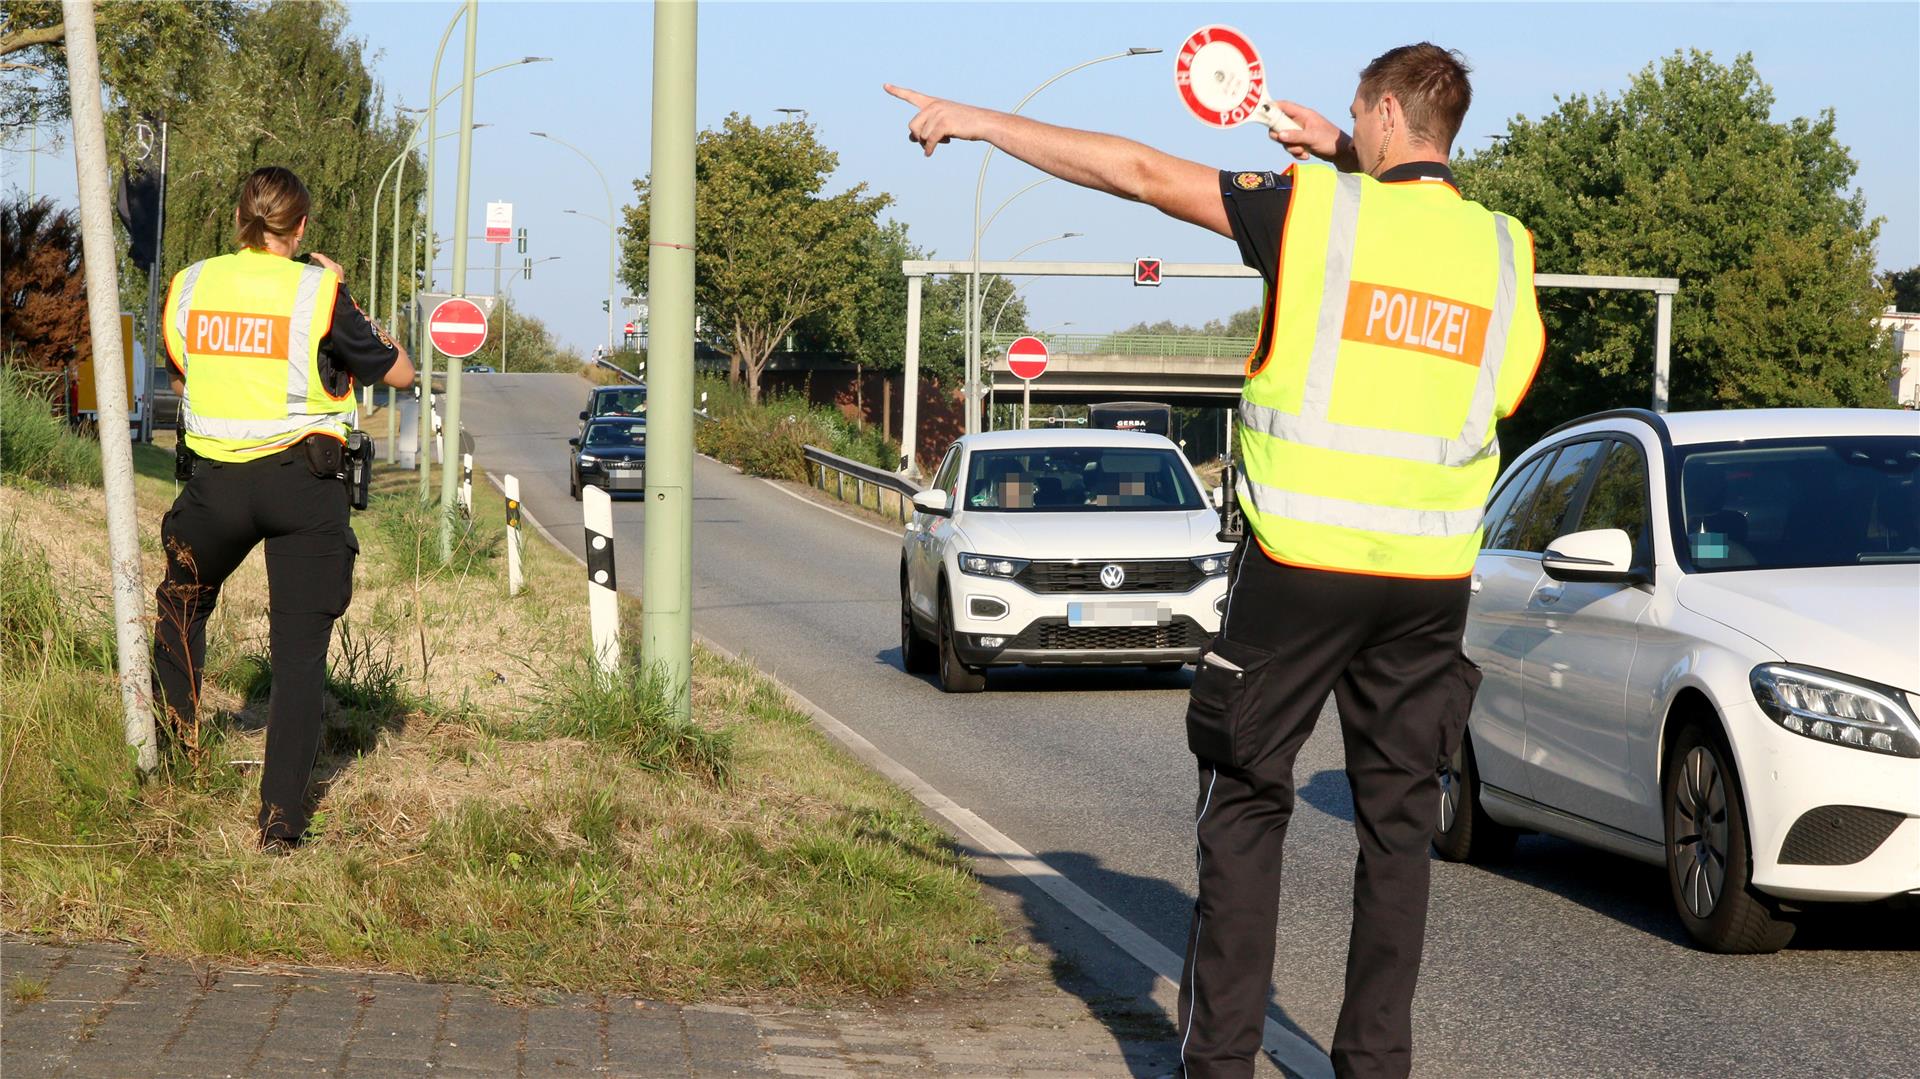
[1067,602,1172,628]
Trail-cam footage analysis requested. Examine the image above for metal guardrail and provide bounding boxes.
[802,445,920,524]
[983,331,1257,359]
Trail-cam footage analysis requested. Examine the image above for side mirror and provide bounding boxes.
[1542,528,1638,583]
[568,437,580,448]
[578,410,588,421]
[1211,485,1225,508]
[911,489,952,517]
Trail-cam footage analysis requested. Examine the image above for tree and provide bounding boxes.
[485,303,583,374]
[1,197,89,371]
[1883,267,1920,313]
[620,114,889,402]
[1455,50,1898,452]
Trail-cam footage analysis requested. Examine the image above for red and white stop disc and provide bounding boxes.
[1174,24,1300,133]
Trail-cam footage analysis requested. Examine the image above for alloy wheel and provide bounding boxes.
[1438,746,1462,834]
[1671,745,1730,919]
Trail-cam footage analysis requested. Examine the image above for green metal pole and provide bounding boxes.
[420,4,463,495]
[644,0,697,717]
[438,0,479,559]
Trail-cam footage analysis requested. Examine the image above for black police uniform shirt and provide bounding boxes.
[316,280,401,396]
[1216,161,1460,288]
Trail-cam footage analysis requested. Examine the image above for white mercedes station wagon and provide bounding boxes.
[1435,407,1920,953]
[900,429,1232,693]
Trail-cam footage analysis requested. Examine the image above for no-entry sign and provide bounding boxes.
[1007,336,1049,381]
[429,297,489,358]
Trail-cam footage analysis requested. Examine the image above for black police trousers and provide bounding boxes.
[1176,545,1479,1079]
[152,446,358,840]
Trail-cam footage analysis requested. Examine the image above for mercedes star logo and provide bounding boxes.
[1099,563,1126,590]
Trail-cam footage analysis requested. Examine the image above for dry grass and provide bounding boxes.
[0,442,1017,1002]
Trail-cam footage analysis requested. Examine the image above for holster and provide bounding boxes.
[346,430,374,510]
[174,419,197,481]
[303,434,347,481]
[1216,461,1246,543]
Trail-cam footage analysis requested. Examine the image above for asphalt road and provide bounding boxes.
[459,373,1918,1078]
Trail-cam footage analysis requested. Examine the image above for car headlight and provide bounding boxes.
[578,453,599,464]
[1751,664,1920,758]
[1191,553,1232,577]
[958,552,1028,579]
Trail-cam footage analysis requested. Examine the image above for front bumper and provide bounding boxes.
[1729,697,1920,902]
[576,459,647,492]
[944,565,1226,667]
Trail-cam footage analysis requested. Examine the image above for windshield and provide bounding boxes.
[594,389,647,415]
[1677,435,1919,571]
[963,446,1202,512]
[584,423,645,450]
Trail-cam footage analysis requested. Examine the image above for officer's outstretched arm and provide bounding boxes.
[886,84,1230,239]
[383,346,416,389]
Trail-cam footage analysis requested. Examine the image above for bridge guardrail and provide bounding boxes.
[983,331,1257,359]
[802,445,920,524]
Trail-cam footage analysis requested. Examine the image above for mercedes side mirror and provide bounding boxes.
[568,437,580,448]
[1542,528,1638,584]
[911,489,952,517]
[578,410,588,421]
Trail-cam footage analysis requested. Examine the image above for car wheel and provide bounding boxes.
[901,572,936,675]
[1432,733,1518,863]
[936,585,986,694]
[1663,724,1795,954]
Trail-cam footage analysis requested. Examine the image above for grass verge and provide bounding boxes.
[1,438,1013,1001]
[0,366,103,487]
[695,375,900,482]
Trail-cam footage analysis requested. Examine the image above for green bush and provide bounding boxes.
[0,368,102,487]
[693,377,900,481]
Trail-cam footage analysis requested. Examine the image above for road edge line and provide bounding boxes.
[480,470,1331,1079]
[757,476,900,537]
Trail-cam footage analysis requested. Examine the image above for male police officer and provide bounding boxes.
[155,166,415,851]
[890,43,1543,1078]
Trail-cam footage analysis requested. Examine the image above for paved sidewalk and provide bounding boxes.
[1,938,1183,1077]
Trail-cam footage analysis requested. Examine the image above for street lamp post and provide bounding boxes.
[417,2,466,495]
[532,132,618,355]
[979,231,1078,431]
[501,255,561,372]
[437,0,481,559]
[964,46,1160,434]
[562,207,619,354]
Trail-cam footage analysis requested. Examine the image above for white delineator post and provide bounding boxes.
[503,473,524,596]
[63,0,155,772]
[582,485,619,675]
[459,452,473,515]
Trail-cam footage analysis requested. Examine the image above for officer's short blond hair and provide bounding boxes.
[235,166,311,250]
[1358,44,1473,152]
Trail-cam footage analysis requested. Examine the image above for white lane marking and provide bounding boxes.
[481,467,1332,1079]
[758,476,900,537]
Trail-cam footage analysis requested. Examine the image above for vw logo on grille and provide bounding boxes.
[1099,563,1126,590]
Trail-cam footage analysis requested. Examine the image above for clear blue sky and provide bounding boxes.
[13,2,1917,356]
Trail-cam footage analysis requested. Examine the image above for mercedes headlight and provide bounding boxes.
[1191,553,1232,577]
[959,552,1028,579]
[1751,664,1920,758]
[578,453,599,464]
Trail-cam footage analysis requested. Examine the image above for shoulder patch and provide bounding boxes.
[351,298,395,349]
[1232,170,1281,191]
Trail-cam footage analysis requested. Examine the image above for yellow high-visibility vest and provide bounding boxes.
[162,248,351,462]
[1237,163,1545,579]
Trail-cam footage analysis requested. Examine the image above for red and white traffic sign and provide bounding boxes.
[485,201,513,244]
[1174,24,1301,133]
[429,297,489,358]
[1006,336,1049,381]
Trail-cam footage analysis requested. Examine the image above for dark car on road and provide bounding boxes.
[569,416,647,499]
[579,384,647,431]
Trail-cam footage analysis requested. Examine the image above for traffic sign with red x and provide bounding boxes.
[1134,257,1163,287]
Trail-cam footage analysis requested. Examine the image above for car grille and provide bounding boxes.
[1009,616,1208,652]
[1017,559,1203,594]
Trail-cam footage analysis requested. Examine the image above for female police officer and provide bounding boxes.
[154,165,415,851]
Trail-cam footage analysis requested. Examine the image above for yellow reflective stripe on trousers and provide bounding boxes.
[1239,209,1522,469]
[1238,472,1485,537]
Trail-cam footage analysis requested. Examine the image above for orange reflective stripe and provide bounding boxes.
[1340,281,1491,366]
[188,311,292,359]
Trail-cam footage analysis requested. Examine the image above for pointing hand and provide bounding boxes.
[886,84,995,158]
